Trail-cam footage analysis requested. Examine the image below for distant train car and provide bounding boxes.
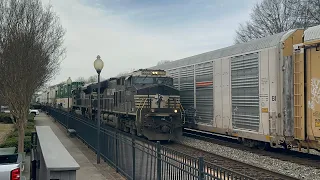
[71,83,95,118]
[56,81,84,109]
[149,25,320,152]
[72,69,183,141]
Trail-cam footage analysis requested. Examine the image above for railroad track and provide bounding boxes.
[182,128,320,169]
[164,143,299,180]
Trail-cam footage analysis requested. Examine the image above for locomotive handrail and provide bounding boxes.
[139,98,148,122]
[180,104,186,124]
[135,97,148,123]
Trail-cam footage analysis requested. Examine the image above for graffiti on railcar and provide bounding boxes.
[308,78,320,110]
[313,111,320,127]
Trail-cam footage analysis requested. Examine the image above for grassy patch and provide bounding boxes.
[0,124,14,131]
[0,124,14,145]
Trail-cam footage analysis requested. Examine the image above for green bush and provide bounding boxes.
[27,114,35,122]
[0,136,32,153]
[24,136,32,153]
[26,121,35,129]
[8,128,35,138]
[0,136,18,149]
[0,113,13,124]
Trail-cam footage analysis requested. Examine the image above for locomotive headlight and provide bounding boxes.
[151,109,155,112]
[174,109,178,113]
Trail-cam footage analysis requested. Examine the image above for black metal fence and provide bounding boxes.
[45,107,252,180]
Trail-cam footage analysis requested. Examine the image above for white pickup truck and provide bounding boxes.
[29,109,39,116]
[0,148,23,180]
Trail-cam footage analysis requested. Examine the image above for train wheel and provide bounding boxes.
[243,139,255,148]
[124,126,130,132]
[136,128,143,137]
[257,142,270,150]
[283,143,292,152]
[130,128,137,136]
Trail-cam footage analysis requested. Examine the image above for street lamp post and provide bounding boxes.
[94,55,104,164]
[67,77,72,129]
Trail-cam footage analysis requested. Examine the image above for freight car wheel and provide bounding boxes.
[124,126,130,132]
[130,128,137,136]
[283,143,292,152]
[257,142,270,150]
[243,139,255,148]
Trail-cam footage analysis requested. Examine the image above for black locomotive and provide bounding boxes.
[71,69,183,141]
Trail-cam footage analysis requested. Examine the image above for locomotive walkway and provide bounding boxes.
[34,113,125,180]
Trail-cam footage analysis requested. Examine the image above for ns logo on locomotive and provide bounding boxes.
[71,69,188,141]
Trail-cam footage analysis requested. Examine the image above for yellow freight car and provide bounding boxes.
[293,25,320,151]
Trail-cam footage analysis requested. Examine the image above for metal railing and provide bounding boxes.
[45,106,252,180]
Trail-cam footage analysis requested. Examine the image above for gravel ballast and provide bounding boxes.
[176,136,320,180]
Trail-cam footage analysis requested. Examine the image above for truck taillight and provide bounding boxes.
[11,168,20,180]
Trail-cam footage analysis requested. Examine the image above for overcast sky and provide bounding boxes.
[41,0,259,85]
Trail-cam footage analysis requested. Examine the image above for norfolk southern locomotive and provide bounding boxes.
[72,69,183,140]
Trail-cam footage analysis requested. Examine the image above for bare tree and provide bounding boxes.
[234,0,315,43]
[117,72,130,77]
[75,76,85,82]
[116,68,136,77]
[86,75,97,83]
[0,0,65,152]
[157,60,171,66]
[82,75,105,83]
[306,0,320,24]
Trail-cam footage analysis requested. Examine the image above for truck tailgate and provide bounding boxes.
[0,153,21,180]
[0,163,19,180]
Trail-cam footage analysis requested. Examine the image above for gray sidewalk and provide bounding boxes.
[34,113,125,180]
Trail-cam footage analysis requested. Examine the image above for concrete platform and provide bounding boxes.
[34,113,125,180]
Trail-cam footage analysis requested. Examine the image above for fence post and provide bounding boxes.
[198,157,204,180]
[30,132,37,180]
[157,141,161,180]
[31,132,37,149]
[115,131,119,173]
[132,136,135,180]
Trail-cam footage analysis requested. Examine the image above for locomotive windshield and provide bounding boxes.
[132,77,173,86]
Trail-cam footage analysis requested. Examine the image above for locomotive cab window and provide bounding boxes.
[121,78,125,85]
[133,77,154,84]
[155,77,173,86]
[132,77,173,86]
[125,76,132,87]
